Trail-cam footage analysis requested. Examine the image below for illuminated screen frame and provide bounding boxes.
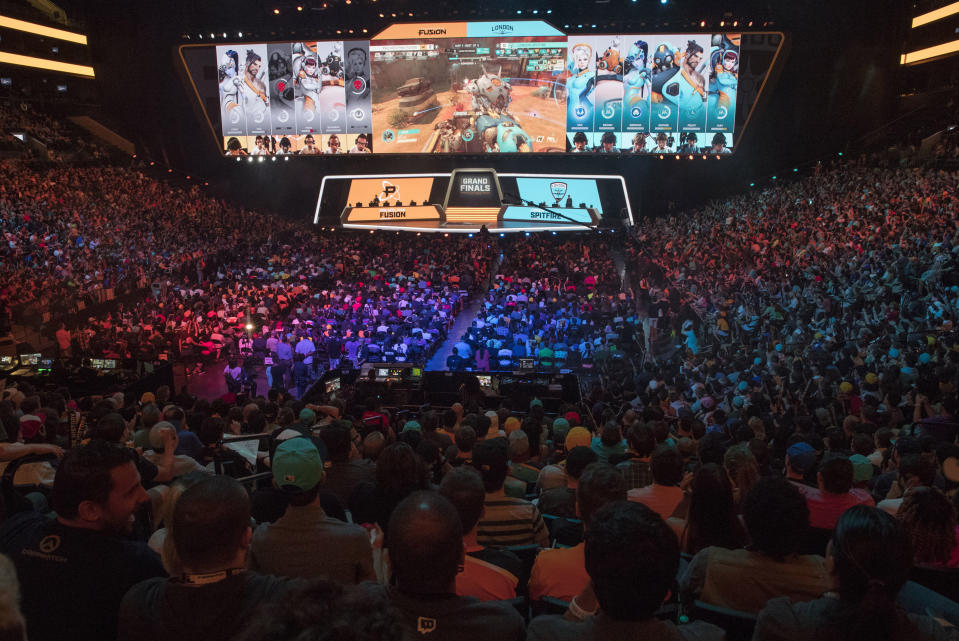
[313,171,634,228]
[176,23,784,157]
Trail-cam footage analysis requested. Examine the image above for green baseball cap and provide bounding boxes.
[272,437,323,492]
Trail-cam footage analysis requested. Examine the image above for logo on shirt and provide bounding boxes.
[416,617,437,634]
[38,535,61,554]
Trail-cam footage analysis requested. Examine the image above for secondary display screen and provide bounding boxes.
[217,40,373,155]
[200,22,742,155]
[370,25,567,153]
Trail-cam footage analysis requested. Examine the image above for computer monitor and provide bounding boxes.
[102,359,117,370]
[37,358,53,373]
[0,356,12,367]
[20,353,40,366]
[325,377,341,394]
[518,358,535,370]
[410,367,423,379]
[476,375,492,388]
[376,368,389,379]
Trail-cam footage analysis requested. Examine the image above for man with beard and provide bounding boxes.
[0,441,164,641]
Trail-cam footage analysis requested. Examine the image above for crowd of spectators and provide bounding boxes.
[0,158,490,381]
[1,106,959,641]
[0,102,108,160]
[451,234,635,371]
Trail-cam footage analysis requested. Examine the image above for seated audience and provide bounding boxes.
[527,501,724,640]
[439,466,523,601]
[753,506,953,641]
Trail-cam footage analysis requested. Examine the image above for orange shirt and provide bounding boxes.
[455,547,519,602]
[528,543,588,602]
[627,484,685,520]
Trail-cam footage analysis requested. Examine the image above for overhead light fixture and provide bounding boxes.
[0,52,94,77]
[913,1,959,28]
[0,15,87,45]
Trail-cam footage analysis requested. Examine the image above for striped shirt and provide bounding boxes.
[477,496,550,549]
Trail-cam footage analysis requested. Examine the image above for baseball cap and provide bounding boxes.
[272,437,323,492]
[552,417,571,444]
[565,426,592,450]
[529,398,543,409]
[839,381,853,394]
[140,392,156,405]
[865,373,878,385]
[786,442,817,473]
[849,454,874,483]
[299,408,316,425]
[402,420,421,433]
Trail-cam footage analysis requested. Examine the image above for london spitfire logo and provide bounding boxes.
[550,181,568,205]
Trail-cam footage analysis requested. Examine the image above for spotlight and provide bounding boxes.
[702,154,707,159]
[700,20,705,27]
[247,157,253,162]
[733,20,738,26]
[297,5,303,10]
[688,155,693,160]
[720,20,724,27]
[284,156,289,161]
[150,161,154,165]
[257,156,264,162]
[660,0,667,4]
[222,32,226,38]
[167,168,172,173]
[675,154,680,160]
[748,21,753,27]
[273,8,279,14]
[749,182,755,187]
[793,167,798,172]
[239,31,243,37]
[186,175,190,179]
[236,157,241,162]
[659,154,664,159]
[245,323,253,331]
[210,33,214,38]
[271,156,276,161]
[546,9,552,13]
[771,175,777,180]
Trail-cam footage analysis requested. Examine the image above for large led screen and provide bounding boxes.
[564,33,739,154]
[370,22,568,153]
[199,22,746,155]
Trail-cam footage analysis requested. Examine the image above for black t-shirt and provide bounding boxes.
[118,572,296,641]
[0,511,165,641]
[361,583,525,641]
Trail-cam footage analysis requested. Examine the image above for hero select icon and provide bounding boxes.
[658,106,672,119]
[574,106,586,118]
[550,181,568,205]
[631,106,643,118]
[351,77,367,94]
[351,108,365,121]
[601,104,615,119]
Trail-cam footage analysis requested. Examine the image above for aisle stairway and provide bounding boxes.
[427,297,486,371]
